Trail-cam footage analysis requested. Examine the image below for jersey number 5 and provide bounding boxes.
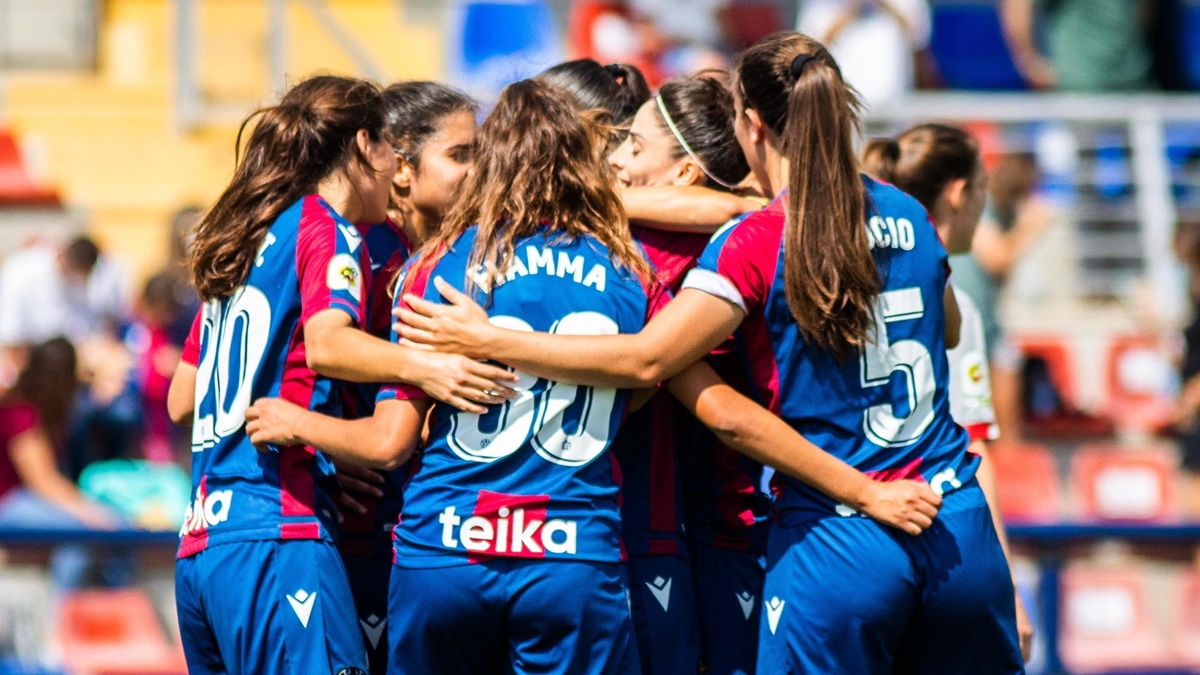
[449,311,621,467]
[860,287,937,447]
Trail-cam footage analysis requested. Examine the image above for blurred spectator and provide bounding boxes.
[0,235,129,385]
[163,206,202,347]
[796,0,931,108]
[1172,223,1200,515]
[1001,0,1152,91]
[0,338,117,531]
[951,153,1054,441]
[123,273,186,464]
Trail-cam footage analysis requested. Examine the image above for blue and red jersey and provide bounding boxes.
[179,195,369,558]
[682,177,976,526]
[338,218,415,559]
[382,226,667,567]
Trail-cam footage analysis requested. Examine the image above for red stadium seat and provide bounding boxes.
[1172,570,1200,666]
[988,442,1062,521]
[57,589,186,675]
[1060,565,1177,672]
[1071,444,1181,522]
[716,3,785,51]
[0,130,59,207]
[1106,335,1175,434]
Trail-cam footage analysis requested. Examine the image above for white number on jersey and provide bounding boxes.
[448,311,620,467]
[192,286,273,452]
[860,287,937,447]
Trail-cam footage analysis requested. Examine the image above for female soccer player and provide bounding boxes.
[396,33,1024,674]
[862,123,1034,662]
[167,75,512,675]
[337,81,479,675]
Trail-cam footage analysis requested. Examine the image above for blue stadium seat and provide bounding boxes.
[929,0,1026,90]
[448,0,564,99]
[1180,0,1200,90]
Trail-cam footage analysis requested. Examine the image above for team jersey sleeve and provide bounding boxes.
[377,257,432,403]
[180,309,203,367]
[947,288,1000,442]
[296,214,367,327]
[681,214,770,314]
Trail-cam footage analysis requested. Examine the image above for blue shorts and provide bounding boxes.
[688,541,764,675]
[757,484,1024,675]
[625,555,701,674]
[342,554,390,675]
[176,539,367,675]
[388,559,639,675]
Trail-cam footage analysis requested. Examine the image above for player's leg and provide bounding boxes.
[756,518,915,675]
[273,539,367,674]
[387,562,505,675]
[626,554,702,674]
[341,554,391,675]
[175,554,227,675]
[507,560,640,675]
[688,541,763,674]
[892,485,1025,675]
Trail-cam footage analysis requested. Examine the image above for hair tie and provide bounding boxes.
[603,63,625,85]
[790,53,817,79]
[655,95,739,190]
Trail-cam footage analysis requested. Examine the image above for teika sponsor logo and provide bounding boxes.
[438,491,577,559]
[179,477,232,537]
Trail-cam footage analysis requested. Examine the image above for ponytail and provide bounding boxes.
[190,76,388,301]
[736,32,877,358]
[861,138,902,184]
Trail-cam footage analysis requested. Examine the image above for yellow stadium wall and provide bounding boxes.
[1,0,444,281]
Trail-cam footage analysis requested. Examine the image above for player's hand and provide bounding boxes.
[395,276,496,359]
[406,350,519,415]
[1015,589,1034,662]
[245,398,306,448]
[334,459,385,517]
[858,479,942,536]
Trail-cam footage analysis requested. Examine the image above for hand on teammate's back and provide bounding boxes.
[395,277,495,359]
[245,398,306,448]
[404,350,517,415]
[858,479,943,536]
[333,459,386,517]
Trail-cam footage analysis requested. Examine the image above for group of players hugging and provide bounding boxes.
[167,29,1030,675]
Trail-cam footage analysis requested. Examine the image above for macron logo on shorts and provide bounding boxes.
[766,596,785,635]
[286,589,316,628]
[645,576,672,612]
[736,591,756,620]
[360,614,386,649]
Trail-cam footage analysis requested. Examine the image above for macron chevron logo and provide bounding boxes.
[646,576,672,612]
[286,589,317,628]
[359,614,386,649]
[736,591,756,620]
[338,223,363,253]
[765,596,785,635]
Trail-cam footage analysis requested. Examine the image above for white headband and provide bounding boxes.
[654,95,739,190]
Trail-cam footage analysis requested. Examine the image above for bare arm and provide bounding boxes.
[304,309,517,414]
[972,439,1035,661]
[167,362,197,426]
[623,186,761,233]
[245,398,428,471]
[10,428,117,529]
[944,283,961,350]
[972,200,1054,278]
[668,361,941,535]
[397,279,744,389]
[1000,0,1057,89]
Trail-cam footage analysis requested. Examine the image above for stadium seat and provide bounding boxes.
[988,442,1063,521]
[56,589,186,675]
[928,0,1026,90]
[0,130,59,207]
[716,3,785,51]
[1071,444,1181,522]
[1180,0,1200,90]
[1059,565,1177,672]
[1172,569,1200,666]
[448,0,563,98]
[1106,335,1176,434]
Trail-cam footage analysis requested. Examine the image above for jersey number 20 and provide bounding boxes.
[860,287,937,447]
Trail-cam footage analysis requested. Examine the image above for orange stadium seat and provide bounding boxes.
[988,442,1062,521]
[1172,570,1200,666]
[1071,444,1181,522]
[57,589,186,675]
[1059,565,1177,672]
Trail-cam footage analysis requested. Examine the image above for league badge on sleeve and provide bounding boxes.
[327,253,363,302]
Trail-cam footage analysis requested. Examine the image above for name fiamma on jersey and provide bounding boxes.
[867,216,916,251]
[495,245,608,292]
[438,505,578,555]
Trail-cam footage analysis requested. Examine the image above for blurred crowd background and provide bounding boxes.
[0,1,1199,674]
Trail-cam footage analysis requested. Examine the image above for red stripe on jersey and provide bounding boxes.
[181,309,203,367]
[280,522,321,539]
[278,447,316,519]
[647,397,677,536]
[865,457,924,482]
[176,475,210,558]
[648,539,679,555]
[964,423,991,442]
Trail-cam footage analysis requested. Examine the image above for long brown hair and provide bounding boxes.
[2,338,78,445]
[418,78,651,296]
[862,124,980,212]
[736,32,876,358]
[190,76,389,301]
